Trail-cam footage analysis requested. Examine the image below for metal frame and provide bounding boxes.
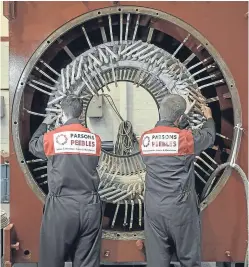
[1,164,10,203]
[11,6,242,210]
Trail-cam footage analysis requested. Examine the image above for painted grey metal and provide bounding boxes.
[1,164,10,203]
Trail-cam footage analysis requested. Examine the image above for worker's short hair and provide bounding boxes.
[61,95,83,118]
[159,94,187,122]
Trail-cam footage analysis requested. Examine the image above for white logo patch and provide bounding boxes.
[141,133,179,154]
[54,131,97,154]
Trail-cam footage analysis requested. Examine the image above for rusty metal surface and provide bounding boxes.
[3,1,16,20]
[8,1,248,263]
[3,223,19,266]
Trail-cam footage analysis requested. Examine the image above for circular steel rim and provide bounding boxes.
[12,6,242,210]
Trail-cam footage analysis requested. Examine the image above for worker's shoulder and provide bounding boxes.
[82,127,101,143]
[179,128,194,136]
[44,124,69,137]
[141,126,193,135]
[44,124,87,137]
[92,132,101,141]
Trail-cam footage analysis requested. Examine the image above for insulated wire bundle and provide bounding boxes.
[102,94,137,156]
[114,121,137,156]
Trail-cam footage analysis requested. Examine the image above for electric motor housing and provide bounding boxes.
[6,1,248,265]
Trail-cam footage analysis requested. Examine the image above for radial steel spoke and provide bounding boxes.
[36,174,48,180]
[195,171,207,184]
[193,74,217,84]
[111,203,120,228]
[31,80,56,90]
[28,82,53,96]
[110,56,117,87]
[132,15,140,42]
[48,95,65,106]
[108,15,114,43]
[120,13,123,44]
[202,151,219,165]
[104,45,118,59]
[71,60,77,85]
[121,40,142,56]
[39,181,48,186]
[138,198,143,227]
[40,60,60,76]
[64,46,75,60]
[45,108,61,113]
[190,64,216,78]
[24,109,47,117]
[123,200,128,227]
[35,67,58,84]
[125,13,131,42]
[98,47,109,64]
[216,133,231,140]
[100,26,107,43]
[184,53,196,65]
[26,159,46,164]
[81,76,94,95]
[194,162,210,176]
[187,57,211,72]
[199,79,224,90]
[196,156,214,171]
[147,27,154,43]
[66,65,70,89]
[82,26,93,48]
[172,34,190,58]
[129,200,135,229]
[89,53,102,66]
[206,96,219,104]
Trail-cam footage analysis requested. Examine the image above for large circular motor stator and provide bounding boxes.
[13,7,241,240]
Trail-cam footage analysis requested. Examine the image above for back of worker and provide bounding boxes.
[140,94,216,267]
[29,95,102,267]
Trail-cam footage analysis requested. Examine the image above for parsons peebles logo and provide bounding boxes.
[55,134,68,145]
[143,135,150,147]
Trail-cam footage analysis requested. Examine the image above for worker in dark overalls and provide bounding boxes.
[29,95,102,267]
[140,94,215,267]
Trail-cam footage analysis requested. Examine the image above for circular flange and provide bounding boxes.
[12,6,241,215]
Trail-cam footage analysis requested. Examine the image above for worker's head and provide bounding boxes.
[61,95,83,123]
[159,94,187,124]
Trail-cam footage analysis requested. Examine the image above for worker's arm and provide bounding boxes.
[29,115,56,160]
[193,106,216,155]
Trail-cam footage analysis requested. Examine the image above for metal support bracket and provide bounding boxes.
[3,1,16,20]
[4,223,19,267]
[230,123,243,167]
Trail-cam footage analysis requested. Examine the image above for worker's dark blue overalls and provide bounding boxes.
[140,118,215,267]
[29,118,102,267]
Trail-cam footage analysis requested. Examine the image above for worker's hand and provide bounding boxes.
[201,105,212,119]
[43,114,57,125]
